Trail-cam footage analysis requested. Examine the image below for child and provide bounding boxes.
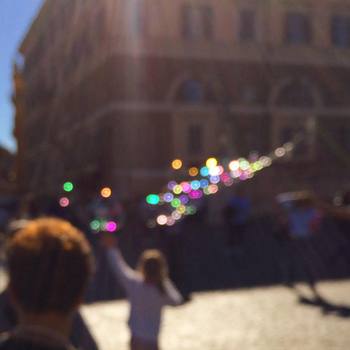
[102,235,183,350]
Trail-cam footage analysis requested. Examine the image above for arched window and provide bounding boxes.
[177,80,205,103]
[275,80,315,107]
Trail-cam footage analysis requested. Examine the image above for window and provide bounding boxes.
[239,10,256,42]
[285,13,312,44]
[331,16,350,48]
[188,124,203,155]
[179,80,205,103]
[182,5,213,40]
[275,80,315,107]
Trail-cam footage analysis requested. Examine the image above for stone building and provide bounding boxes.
[14,0,350,202]
[0,146,15,195]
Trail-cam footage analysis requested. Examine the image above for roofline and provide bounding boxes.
[19,0,51,55]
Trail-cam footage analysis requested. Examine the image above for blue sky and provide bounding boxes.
[0,0,43,152]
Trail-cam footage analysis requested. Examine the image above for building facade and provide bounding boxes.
[14,0,350,202]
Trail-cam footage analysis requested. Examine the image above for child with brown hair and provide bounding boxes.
[102,235,183,350]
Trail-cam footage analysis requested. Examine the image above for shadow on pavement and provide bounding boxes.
[298,295,350,318]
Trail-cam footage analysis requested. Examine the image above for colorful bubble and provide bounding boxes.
[181,182,192,193]
[59,197,70,208]
[106,221,118,232]
[179,194,190,205]
[221,173,231,182]
[90,220,101,232]
[229,160,239,171]
[186,206,197,215]
[203,187,211,195]
[200,166,209,177]
[177,205,186,214]
[171,211,182,220]
[167,181,177,191]
[191,180,201,190]
[239,158,250,171]
[231,170,241,178]
[63,182,74,192]
[101,187,112,198]
[209,175,220,184]
[209,166,220,176]
[171,198,181,208]
[173,185,183,195]
[166,217,176,226]
[251,162,260,172]
[200,179,209,188]
[260,156,272,167]
[189,167,199,177]
[146,194,160,205]
[172,159,183,170]
[208,184,219,194]
[157,215,168,226]
[164,193,174,202]
[189,190,203,199]
[275,147,286,157]
[206,157,218,168]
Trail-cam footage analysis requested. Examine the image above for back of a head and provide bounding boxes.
[137,250,168,293]
[6,218,94,315]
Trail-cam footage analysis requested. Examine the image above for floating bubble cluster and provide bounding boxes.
[89,219,119,233]
[147,142,295,226]
[58,180,122,234]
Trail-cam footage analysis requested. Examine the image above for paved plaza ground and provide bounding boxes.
[82,280,350,350]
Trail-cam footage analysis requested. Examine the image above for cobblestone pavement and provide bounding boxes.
[82,280,350,350]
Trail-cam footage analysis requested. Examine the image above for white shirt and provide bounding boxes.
[106,248,183,341]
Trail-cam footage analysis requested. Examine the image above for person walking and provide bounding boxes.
[102,235,183,350]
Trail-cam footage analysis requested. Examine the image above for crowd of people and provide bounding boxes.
[0,188,348,349]
[0,217,184,350]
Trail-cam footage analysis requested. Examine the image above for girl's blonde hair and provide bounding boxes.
[137,249,168,294]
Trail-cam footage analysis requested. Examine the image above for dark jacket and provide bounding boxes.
[0,333,76,350]
[0,291,97,350]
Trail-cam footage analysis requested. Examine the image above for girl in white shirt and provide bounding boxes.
[103,236,183,350]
